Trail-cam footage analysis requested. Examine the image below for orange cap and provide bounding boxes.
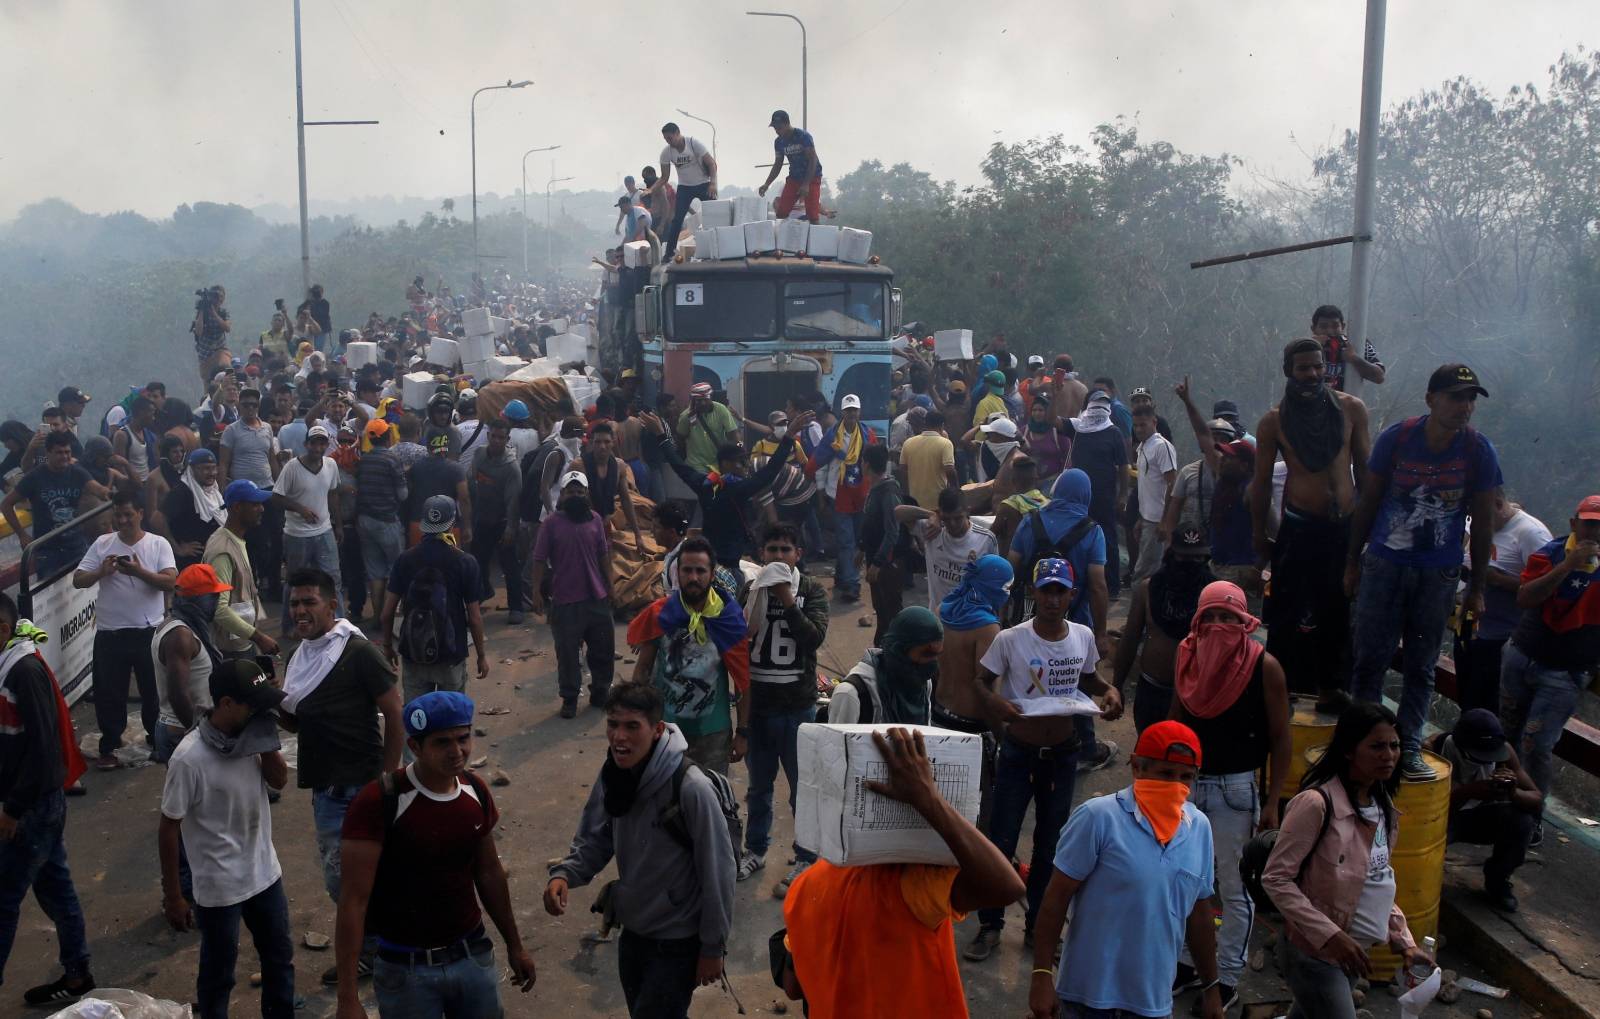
[174,563,232,597]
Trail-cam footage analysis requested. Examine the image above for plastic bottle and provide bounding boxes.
[1406,935,1437,988]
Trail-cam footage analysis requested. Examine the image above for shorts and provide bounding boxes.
[358,515,404,581]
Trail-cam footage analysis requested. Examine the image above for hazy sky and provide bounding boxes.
[2,0,1596,222]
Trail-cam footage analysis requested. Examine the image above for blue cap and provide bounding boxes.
[1033,557,1075,590]
[186,448,216,465]
[223,479,272,506]
[503,399,530,421]
[404,691,474,737]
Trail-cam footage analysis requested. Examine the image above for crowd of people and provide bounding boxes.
[0,233,1594,1019]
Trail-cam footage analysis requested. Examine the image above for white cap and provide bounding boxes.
[307,424,332,441]
[559,470,588,489]
[458,388,477,400]
[840,393,861,410]
[1027,354,1045,367]
[981,417,1018,439]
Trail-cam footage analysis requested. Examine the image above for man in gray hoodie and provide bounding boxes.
[544,683,735,1018]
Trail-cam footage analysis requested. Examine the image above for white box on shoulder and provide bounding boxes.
[715,225,746,260]
[777,218,810,253]
[457,333,496,365]
[481,355,526,382]
[692,227,719,261]
[796,723,983,867]
[427,336,460,367]
[733,195,766,225]
[344,341,378,370]
[743,219,778,255]
[697,199,734,228]
[807,224,840,259]
[546,333,587,365]
[838,227,873,264]
[462,307,493,335]
[507,358,560,382]
[623,240,652,268]
[402,371,438,410]
[548,317,568,335]
[934,329,974,362]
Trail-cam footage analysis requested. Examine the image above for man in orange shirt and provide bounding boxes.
[780,729,1025,1018]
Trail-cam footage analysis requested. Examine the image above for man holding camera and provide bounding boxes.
[191,286,233,386]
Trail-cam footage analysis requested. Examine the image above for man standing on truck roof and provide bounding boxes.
[654,123,718,260]
[759,110,822,225]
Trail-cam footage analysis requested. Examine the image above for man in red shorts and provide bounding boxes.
[758,110,823,223]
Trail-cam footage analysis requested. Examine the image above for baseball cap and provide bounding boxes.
[1170,526,1209,558]
[306,424,332,442]
[1575,495,1600,521]
[769,109,791,126]
[1088,390,1112,406]
[223,479,273,506]
[1033,557,1075,590]
[947,379,967,394]
[559,469,588,490]
[1216,439,1255,461]
[1027,354,1045,368]
[58,386,90,405]
[1207,418,1238,438]
[458,388,477,402]
[981,416,1018,439]
[186,448,216,465]
[174,563,232,598]
[209,658,286,714]
[768,410,789,425]
[363,418,390,438]
[419,494,458,533]
[1134,719,1203,768]
[1212,399,1240,420]
[840,394,862,410]
[503,399,530,421]
[985,370,1005,387]
[620,368,638,380]
[1454,708,1511,763]
[1427,363,1489,398]
[1130,386,1153,400]
[404,691,475,738]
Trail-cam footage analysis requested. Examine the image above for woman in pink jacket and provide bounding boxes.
[1261,702,1432,1019]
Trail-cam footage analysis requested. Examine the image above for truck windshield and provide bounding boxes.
[783,281,885,339]
[669,279,778,340]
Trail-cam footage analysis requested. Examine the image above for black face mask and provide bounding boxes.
[1286,378,1324,399]
[561,496,591,522]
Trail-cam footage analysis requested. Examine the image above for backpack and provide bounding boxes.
[815,672,874,725]
[397,557,463,665]
[519,438,560,521]
[1239,786,1332,914]
[379,768,491,835]
[659,758,743,863]
[1008,512,1098,625]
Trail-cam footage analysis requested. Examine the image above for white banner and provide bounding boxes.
[29,571,97,705]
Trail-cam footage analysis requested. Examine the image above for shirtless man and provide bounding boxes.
[1111,528,1216,734]
[1250,338,1370,708]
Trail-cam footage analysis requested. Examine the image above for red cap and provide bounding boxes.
[174,563,232,597]
[1134,720,1203,768]
[1578,495,1600,521]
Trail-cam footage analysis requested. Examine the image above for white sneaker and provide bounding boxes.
[773,859,812,899]
[737,850,767,882]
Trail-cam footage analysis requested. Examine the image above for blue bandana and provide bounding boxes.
[938,554,1015,631]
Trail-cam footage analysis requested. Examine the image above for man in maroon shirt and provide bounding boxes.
[334,691,535,1019]
[530,471,615,719]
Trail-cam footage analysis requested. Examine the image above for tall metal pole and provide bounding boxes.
[675,108,718,160]
[521,145,560,279]
[547,172,574,291]
[1345,0,1387,398]
[471,80,533,274]
[746,12,806,129]
[293,0,310,295]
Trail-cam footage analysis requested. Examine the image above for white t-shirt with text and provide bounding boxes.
[979,618,1100,717]
[661,136,712,187]
[925,523,999,612]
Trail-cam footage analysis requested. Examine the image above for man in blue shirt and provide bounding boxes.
[1028,721,1222,1019]
[758,109,823,224]
[1346,363,1502,780]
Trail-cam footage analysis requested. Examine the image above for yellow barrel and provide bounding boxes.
[1270,698,1338,799]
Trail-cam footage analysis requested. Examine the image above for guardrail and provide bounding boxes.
[1428,652,1600,778]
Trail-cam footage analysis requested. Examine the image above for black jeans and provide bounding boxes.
[617,930,701,1019]
[1091,505,1121,598]
[869,562,905,648]
[92,626,159,756]
[663,182,712,258]
[550,598,615,702]
[245,502,285,600]
[1451,803,1537,885]
[471,519,525,610]
[338,523,367,619]
[1453,634,1507,714]
[194,878,294,1019]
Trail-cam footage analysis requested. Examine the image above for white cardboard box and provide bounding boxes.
[480,355,526,382]
[807,224,840,259]
[715,225,746,260]
[733,195,767,225]
[462,307,493,335]
[491,316,511,339]
[546,333,588,365]
[426,336,460,367]
[839,227,873,264]
[934,329,974,362]
[345,341,378,370]
[462,359,489,382]
[796,724,983,867]
[777,218,810,253]
[566,321,590,340]
[697,199,734,228]
[402,371,439,409]
[548,317,568,334]
[564,373,600,412]
[506,357,561,382]
[692,227,719,261]
[457,333,496,365]
[742,219,778,255]
[623,240,652,268]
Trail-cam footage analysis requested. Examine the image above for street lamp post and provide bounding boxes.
[745,11,806,129]
[674,108,718,160]
[522,145,561,279]
[547,173,574,290]
[471,79,533,273]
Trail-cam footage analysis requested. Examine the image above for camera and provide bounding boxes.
[194,286,221,313]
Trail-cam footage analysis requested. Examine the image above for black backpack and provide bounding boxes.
[816,673,873,725]
[1008,512,1098,625]
[379,768,491,833]
[398,558,463,665]
[660,758,743,863]
[518,438,561,522]
[1239,786,1332,914]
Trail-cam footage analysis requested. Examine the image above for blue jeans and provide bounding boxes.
[1284,937,1357,1019]
[1180,773,1257,985]
[1060,1005,1160,1019]
[979,734,1080,931]
[312,786,378,958]
[373,945,502,1019]
[1350,553,1458,752]
[745,704,817,862]
[1499,642,1585,798]
[617,930,701,1019]
[282,530,343,628]
[194,878,294,1019]
[0,790,90,986]
[834,510,863,593]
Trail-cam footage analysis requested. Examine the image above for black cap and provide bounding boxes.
[1427,363,1489,398]
[209,658,286,714]
[1212,399,1240,420]
[58,386,90,405]
[769,109,791,126]
[1170,526,1209,558]
[1454,708,1510,763]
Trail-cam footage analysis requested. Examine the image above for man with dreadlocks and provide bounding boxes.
[1250,338,1371,711]
[1112,527,1217,734]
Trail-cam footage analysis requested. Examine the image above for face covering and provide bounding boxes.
[559,436,582,457]
[1148,558,1217,641]
[561,496,591,522]
[1132,778,1192,845]
[772,425,787,440]
[1278,376,1345,473]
